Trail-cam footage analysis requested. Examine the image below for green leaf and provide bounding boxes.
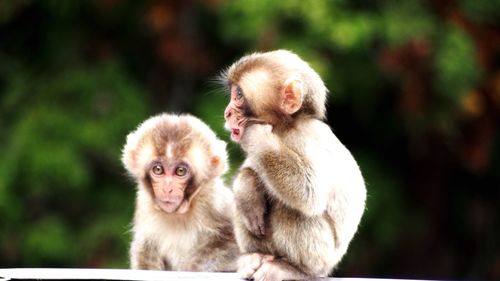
[434,26,481,102]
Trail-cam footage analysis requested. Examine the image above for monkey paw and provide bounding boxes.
[237,253,274,279]
[242,210,266,238]
[252,259,308,281]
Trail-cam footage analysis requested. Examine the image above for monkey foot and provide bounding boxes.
[252,259,308,281]
[237,253,274,279]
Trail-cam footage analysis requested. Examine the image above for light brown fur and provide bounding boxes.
[223,50,366,280]
[122,113,238,272]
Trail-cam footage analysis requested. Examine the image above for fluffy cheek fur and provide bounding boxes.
[240,123,278,154]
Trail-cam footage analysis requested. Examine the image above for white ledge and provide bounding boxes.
[0,268,239,280]
[0,268,425,281]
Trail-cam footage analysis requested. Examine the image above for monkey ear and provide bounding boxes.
[210,140,228,176]
[210,156,225,177]
[122,133,140,176]
[211,156,221,169]
[281,78,303,115]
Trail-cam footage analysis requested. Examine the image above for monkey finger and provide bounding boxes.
[242,218,259,237]
[258,223,266,237]
[253,259,305,281]
[237,253,265,279]
[250,216,266,237]
[262,255,274,262]
[252,261,277,281]
[237,266,256,280]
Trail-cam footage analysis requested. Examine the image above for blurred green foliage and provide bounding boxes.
[0,58,147,266]
[0,0,498,279]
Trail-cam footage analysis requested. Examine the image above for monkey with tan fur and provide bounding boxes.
[122,113,238,272]
[222,50,366,280]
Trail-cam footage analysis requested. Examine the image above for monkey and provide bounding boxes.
[122,113,239,272]
[222,50,366,281]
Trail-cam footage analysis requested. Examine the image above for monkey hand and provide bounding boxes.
[240,123,275,153]
[241,200,267,238]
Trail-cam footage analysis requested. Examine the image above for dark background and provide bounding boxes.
[0,0,498,279]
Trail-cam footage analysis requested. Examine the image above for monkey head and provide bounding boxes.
[122,114,227,214]
[222,50,328,142]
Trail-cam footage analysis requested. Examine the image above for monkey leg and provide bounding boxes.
[129,239,167,270]
[233,167,268,237]
[233,167,274,254]
[234,207,277,278]
[184,229,239,272]
[233,207,273,253]
[270,205,339,277]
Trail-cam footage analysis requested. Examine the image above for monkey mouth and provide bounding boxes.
[156,199,180,213]
[231,128,242,142]
[232,128,240,137]
[225,122,243,142]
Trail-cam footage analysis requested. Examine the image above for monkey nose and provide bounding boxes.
[224,107,232,119]
[163,183,173,194]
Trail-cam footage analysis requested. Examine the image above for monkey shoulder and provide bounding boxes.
[302,119,357,155]
[292,118,365,190]
[286,119,338,155]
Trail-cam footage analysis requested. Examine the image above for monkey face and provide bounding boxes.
[221,50,329,142]
[223,69,281,142]
[223,52,319,142]
[224,84,250,142]
[123,114,228,215]
[147,160,192,213]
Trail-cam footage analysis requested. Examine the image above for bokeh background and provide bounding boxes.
[0,0,499,279]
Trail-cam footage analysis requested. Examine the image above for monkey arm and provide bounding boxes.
[255,147,328,217]
[234,167,268,237]
[185,230,238,272]
[242,124,328,217]
[129,238,167,270]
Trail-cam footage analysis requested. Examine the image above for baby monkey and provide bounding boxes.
[223,50,366,280]
[122,113,238,272]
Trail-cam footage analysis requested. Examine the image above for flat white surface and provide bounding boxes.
[0,268,427,281]
[0,268,239,280]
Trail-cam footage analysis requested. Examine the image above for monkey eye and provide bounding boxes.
[175,165,189,177]
[151,164,164,175]
[235,86,244,100]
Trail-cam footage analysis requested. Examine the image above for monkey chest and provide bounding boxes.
[156,228,200,269]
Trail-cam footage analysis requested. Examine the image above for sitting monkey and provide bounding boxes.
[122,113,238,272]
[222,50,367,280]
